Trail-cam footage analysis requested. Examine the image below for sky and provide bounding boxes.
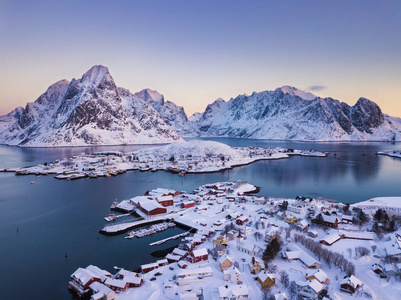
[0,0,400,117]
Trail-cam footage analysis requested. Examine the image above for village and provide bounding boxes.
[69,180,401,300]
[0,141,327,180]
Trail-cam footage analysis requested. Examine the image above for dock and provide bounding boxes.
[149,230,191,246]
[104,213,131,222]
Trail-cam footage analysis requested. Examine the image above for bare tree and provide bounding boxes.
[279,270,290,289]
[347,248,352,259]
[288,281,298,300]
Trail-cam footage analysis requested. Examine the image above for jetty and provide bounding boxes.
[149,230,191,246]
[104,213,131,222]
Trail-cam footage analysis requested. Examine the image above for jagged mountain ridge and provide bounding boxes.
[1,67,400,146]
[194,86,401,141]
[133,89,199,137]
[0,66,183,147]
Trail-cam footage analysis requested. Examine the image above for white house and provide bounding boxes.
[297,279,324,299]
[218,284,249,300]
[223,266,242,283]
[177,266,213,279]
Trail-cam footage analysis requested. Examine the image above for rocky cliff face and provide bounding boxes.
[0,66,183,147]
[193,87,401,141]
[2,71,400,146]
[134,88,199,137]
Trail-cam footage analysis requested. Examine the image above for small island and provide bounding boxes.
[3,141,327,180]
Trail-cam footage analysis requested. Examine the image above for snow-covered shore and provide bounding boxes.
[377,150,401,159]
[2,140,327,179]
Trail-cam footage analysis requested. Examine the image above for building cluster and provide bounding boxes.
[70,180,401,299]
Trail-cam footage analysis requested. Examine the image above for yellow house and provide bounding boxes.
[305,269,329,284]
[257,272,275,288]
[219,255,234,271]
[285,215,298,224]
[249,257,263,274]
[213,235,229,245]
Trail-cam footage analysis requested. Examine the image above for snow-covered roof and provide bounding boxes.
[339,230,373,240]
[275,292,288,300]
[85,265,111,282]
[139,200,164,212]
[124,275,142,285]
[178,261,188,267]
[177,266,213,277]
[298,279,323,293]
[322,215,339,223]
[341,275,362,288]
[228,266,241,277]
[116,269,137,278]
[157,195,174,202]
[150,188,177,196]
[219,255,234,264]
[320,232,342,245]
[72,267,100,286]
[130,196,151,205]
[284,245,321,268]
[299,220,309,227]
[173,248,187,256]
[89,282,112,296]
[218,284,249,298]
[258,272,275,282]
[306,269,328,282]
[182,200,195,205]
[104,278,127,289]
[192,248,208,257]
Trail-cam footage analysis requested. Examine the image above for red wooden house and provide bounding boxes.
[236,215,249,226]
[187,248,209,263]
[157,195,174,207]
[182,200,195,209]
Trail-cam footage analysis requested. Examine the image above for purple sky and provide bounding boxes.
[1,0,400,117]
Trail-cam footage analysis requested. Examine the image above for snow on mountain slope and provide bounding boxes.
[0,66,183,147]
[131,140,244,161]
[196,87,401,141]
[188,112,202,122]
[385,114,401,133]
[276,85,317,100]
[134,88,199,137]
[0,106,24,134]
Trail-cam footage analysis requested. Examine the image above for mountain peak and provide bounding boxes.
[276,85,317,100]
[81,65,112,87]
[135,88,164,106]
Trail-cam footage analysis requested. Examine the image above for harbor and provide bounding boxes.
[124,222,176,239]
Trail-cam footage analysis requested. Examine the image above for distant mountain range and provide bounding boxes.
[192,86,401,141]
[1,65,400,147]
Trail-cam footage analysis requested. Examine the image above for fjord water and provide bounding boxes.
[1,139,401,299]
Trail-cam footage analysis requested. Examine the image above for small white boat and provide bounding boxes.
[30,181,35,184]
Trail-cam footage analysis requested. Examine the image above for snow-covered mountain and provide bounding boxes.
[133,88,198,137]
[0,66,183,147]
[0,106,24,134]
[194,86,401,141]
[188,112,202,122]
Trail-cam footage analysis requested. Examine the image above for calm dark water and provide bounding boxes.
[0,138,401,299]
